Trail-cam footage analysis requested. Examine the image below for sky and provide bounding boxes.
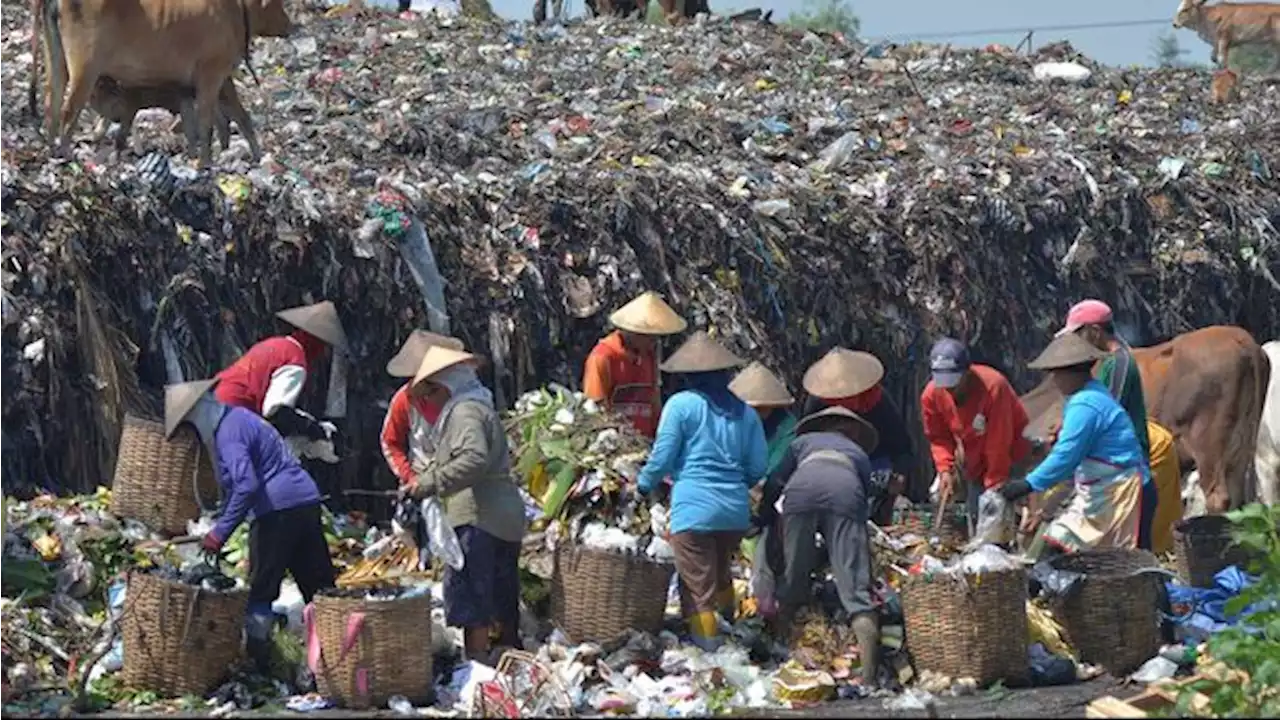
[482,0,1213,68]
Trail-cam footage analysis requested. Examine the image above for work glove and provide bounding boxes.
[201,530,224,557]
[998,478,1034,503]
[743,517,764,539]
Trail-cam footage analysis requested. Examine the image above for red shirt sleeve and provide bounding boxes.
[582,348,611,403]
[380,386,415,486]
[978,377,1027,489]
[920,384,957,474]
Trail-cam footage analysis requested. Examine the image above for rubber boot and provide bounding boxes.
[245,611,275,675]
[715,586,737,622]
[851,612,881,688]
[688,610,723,652]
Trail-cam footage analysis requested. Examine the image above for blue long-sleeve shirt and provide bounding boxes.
[212,406,322,542]
[1026,380,1150,493]
[637,390,768,534]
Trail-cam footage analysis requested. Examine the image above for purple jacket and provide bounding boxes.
[211,406,322,542]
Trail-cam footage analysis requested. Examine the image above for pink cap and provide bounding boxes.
[1056,299,1114,337]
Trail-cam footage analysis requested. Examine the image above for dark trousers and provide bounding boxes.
[248,503,336,608]
[779,511,873,617]
[444,525,521,637]
[669,530,742,616]
[1138,480,1157,552]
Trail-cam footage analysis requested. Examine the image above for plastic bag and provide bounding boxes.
[1029,560,1084,599]
[969,489,1015,548]
[422,497,464,571]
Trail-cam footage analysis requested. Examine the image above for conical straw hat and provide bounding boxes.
[412,346,478,389]
[659,331,745,374]
[795,406,880,455]
[276,301,350,354]
[802,348,885,399]
[609,291,687,336]
[165,378,220,438]
[729,362,795,407]
[386,330,465,378]
[1027,333,1108,371]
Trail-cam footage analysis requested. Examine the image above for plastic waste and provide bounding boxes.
[955,544,1022,575]
[422,497,464,571]
[968,489,1015,548]
[388,695,415,715]
[1027,643,1076,687]
[1029,560,1085,599]
[1033,62,1092,83]
[1130,655,1180,683]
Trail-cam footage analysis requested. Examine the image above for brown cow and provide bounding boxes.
[88,76,262,159]
[1173,0,1280,71]
[36,0,291,167]
[1021,326,1270,514]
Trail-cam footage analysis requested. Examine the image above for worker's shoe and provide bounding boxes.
[688,610,723,652]
[851,612,881,688]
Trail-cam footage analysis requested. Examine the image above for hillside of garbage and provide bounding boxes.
[3,4,1279,497]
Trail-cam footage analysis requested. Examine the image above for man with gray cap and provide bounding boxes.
[920,338,1031,534]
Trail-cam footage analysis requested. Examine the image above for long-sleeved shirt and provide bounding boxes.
[379,384,443,486]
[767,431,874,522]
[215,331,326,418]
[1096,344,1151,460]
[1026,380,1148,493]
[921,364,1031,490]
[582,331,661,438]
[416,400,527,543]
[210,406,322,542]
[637,390,768,534]
[765,413,798,476]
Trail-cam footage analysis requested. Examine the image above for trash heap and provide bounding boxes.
[5,3,1280,499]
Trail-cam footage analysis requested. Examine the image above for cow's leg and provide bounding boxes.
[113,107,139,152]
[191,73,224,167]
[57,64,101,156]
[218,80,259,159]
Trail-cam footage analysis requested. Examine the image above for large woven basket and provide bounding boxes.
[901,566,1028,685]
[121,571,248,697]
[313,590,434,709]
[892,503,969,546]
[550,544,674,644]
[1174,515,1251,588]
[1048,549,1163,676]
[112,414,218,536]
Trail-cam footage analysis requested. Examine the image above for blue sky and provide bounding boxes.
[482,0,1213,67]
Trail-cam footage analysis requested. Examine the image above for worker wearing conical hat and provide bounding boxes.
[165,378,335,673]
[921,338,1033,535]
[215,301,349,462]
[729,362,797,622]
[635,331,767,652]
[998,333,1149,556]
[380,330,467,490]
[803,347,918,524]
[582,291,687,438]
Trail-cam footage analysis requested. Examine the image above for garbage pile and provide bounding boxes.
[4,4,1279,498]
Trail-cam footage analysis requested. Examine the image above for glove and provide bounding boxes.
[201,531,224,554]
[998,478,1034,503]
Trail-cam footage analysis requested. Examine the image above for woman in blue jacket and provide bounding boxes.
[1000,333,1154,556]
[637,332,768,651]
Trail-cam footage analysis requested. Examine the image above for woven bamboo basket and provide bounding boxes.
[1048,549,1163,676]
[901,566,1028,685]
[550,544,674,643]
[111,414,219,536]
[892,503,969,546]
[1173,515,1251,588]
[121,571,248,697]
[313,590,434,709]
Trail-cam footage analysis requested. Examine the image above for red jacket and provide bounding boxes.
[215,331,326,415]
[920,364,1031,490]
[380,384,443,486]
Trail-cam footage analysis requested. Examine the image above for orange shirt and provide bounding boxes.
[379,384,443,486]
[582,331,661,438]
[920,364,1031,490]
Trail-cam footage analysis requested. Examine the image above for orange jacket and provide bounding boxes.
[920,364,1031,490]
[582,331,661,438]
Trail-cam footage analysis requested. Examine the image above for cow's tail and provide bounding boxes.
[40,0,68,142]
[240,1,261,87]
[1246,343,1273,504]
[28,0,44,120]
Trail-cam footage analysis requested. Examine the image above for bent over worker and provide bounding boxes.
[215,301,349,462]
[1057,299,1172,552]
[801,348,918,523]
[380,330,467,488]
[404,346,527,662]
[582,291,687,438]
[920,338,1032,535]
[768,406,883,688]
[166,378,336,672]
[1000,333,1152,556]
[636,332,767,651]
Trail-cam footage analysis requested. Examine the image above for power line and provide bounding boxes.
[870,17,1173,43]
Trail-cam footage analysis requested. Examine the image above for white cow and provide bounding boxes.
[1183,339,1279,515]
